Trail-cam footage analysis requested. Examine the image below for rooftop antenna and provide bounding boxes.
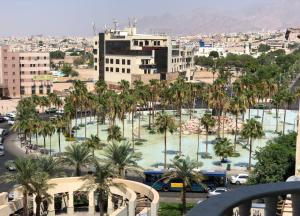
[113,19,118,31]
[128,17,132,28]
[92,21,97,35]
[133,18,138,27]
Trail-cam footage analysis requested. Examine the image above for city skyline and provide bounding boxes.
[0,0,295,36]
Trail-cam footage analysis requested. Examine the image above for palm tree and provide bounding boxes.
[149,79,160,125]
[39,121,50,150]
[35,156,63,177]
[170,78,188,154]
[200,113,216,156]
[1,157,37,216]
[282,88,295,134]
[55,116,66,153]
[229,95,247,148]
[241,118,265,170]
[272,91,284,132]
[107,125,122,143]
[30,171,55,216]
[165,156,203,215]
[47,122,56,156]
[81,161,118,216]
[155,112,176,170]
[84,135,105,158]
[214,138,234,163]
[61,143,93,176]
[208,79,228,137]
[102,142,143,178]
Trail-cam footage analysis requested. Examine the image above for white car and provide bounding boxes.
[231,174,249,185]
[8,192,14,200]
[8,119,15,125]
[6,112,16,118]
[207,187,229,198]
[0,149,4,156]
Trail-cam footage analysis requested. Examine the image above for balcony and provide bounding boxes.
[187,181,300,216]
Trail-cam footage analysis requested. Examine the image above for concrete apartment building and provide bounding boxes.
[0,46,52,98]
[0,46,20,98]
[19,52,52,96]
[93,26,195,88]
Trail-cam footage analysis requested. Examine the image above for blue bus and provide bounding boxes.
[144,170,227,192]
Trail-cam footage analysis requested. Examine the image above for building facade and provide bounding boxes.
[93,26,195,87]
[0,46,52,98]
[0,46,20,98]
[19,52,52,96]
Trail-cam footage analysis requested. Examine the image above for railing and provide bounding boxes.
[187,182,300,216]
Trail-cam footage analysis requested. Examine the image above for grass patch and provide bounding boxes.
[232,152,241,157]
[66,137,76,142]
[159,202,195,216]
[149,129,156,134]
[135,141,143,146]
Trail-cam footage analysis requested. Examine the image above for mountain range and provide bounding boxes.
[135,0,300,35]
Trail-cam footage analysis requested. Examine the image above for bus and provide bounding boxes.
[144,170,227,192]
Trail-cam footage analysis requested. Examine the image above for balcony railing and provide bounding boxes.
[187,181,300,216]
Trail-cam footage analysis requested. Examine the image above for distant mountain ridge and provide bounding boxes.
[135,0,300,35]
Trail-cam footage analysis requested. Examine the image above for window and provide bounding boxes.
[13,87,15,90]
[122,68,125,73]
[127,60,131,65]
[157,41,161,46]
[44,57,47,60]
[4,64,7,68]
[13,79,15,83]
[122,59,125,65]
[4,72,8,76]
[139,41,143,47]
[106,67,109,72]
[4,57,7,60]
[95,41,98,45]
[110,67,113,72]
[116,59,120,64]
[110,59,114,64]
[144,70,147,74]
[154,41,157,46]
[44,71,47,74]
[127,69,130,74]
[44,64,47,67]
[39,86,43,94]
[145,40,149,46]
[31,86,36,95]
[47,85,51,94]
[134,40,138,46]
[12,64,15,68]
[13,72,15,75]
[94,58,97,63]
[20,86,25,95]
[116,68,119,72]
[106,58,109,64]
[95,66,97,71]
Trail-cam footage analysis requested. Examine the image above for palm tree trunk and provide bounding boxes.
[179,106,182,154]
[35,196,42,216]
[122,119,125,138]
[132,112,135,151]
[222,113,226,138]
[276,106,279,132]
[80,107,83,125]
[205,130,208,154]
[43,136,46,149]
[164,130,167,170]
[148,105,151,129]
[197,129,200,164]
[248,108,251,120]
[181,184,187,215]
[49,136,52,156]
[234,114,238,150]
[84,110,87,139]
[283,104,287,135]
[248,138,252,170]
[58,131,61,153]
[76,164,81,176]
[261,101,265,127]
[36,133,38,146]
[96,114,100,137]
[23,191,28,216]
[98,191,104,216]
[138,110,141,139]
[217,113,221,138]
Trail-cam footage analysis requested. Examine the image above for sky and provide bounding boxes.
[0,0,274,36]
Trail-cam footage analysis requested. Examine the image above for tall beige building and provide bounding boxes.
[0,46,52,98]
[0,46,20,98]
[19,52,52,96]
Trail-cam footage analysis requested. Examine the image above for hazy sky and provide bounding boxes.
[0,0,273,36]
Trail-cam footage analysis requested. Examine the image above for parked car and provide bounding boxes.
[0,128,8,136]
[0,116,6,123]
[0,149,4,156]
[6,112,16,118]
[8,118,15,125]
[207,187,229,198]
[45,108,57,114]
[230,174,249,185]
[5,160,16,171]
[57,109,64,114]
